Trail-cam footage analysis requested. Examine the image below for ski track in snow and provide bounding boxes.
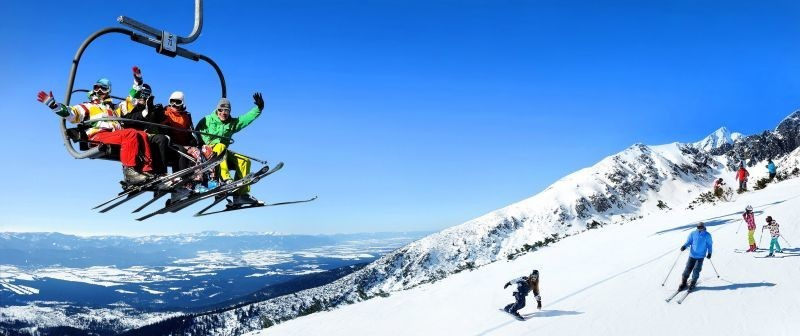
[254,177,800,336]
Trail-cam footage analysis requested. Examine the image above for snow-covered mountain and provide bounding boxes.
[260,174,800,336]
[692,126,743,152]
[133,112,800,336]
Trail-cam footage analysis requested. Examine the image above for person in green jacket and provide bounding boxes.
[196,92,265,206]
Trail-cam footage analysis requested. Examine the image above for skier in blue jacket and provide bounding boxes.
[678,222,713,290]
[766,159,777,180]
[502,269,541,320]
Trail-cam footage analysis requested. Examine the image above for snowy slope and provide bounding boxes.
[692,126,744,152]
[257,176,800,336]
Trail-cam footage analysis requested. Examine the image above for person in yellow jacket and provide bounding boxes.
[195,93,265,206]
[36,78,154,185]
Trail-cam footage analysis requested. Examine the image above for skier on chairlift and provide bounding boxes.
[37,79,155,185]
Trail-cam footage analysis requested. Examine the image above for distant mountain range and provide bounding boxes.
[0,231,429,335]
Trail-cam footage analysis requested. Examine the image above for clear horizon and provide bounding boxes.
[1,0,799,236]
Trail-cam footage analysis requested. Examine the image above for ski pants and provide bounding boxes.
[738,180,747,191]
[90,129,152,172]
[748,229,756,246]
[769,237,782,254]
[681,257,704,281]
[147,134,169,175]
[508,291,527,314]
[211,143,252,194]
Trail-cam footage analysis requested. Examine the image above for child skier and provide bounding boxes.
[502,269,541,320]
[763,216,783,257]
[743,205,757,252]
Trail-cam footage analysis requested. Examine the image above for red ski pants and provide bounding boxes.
[90,129,152,172]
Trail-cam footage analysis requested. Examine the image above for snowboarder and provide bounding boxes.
[743,205,757,252]
[735,164,749,192]
[713,178,726,198]
[678,222,713,291]
[196,93,265,206]
[766,159,777,180]
[36,79,155,185]
[502,269,542,320]
[762,216,783,257]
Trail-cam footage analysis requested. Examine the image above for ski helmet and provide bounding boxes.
[745,205,753,212]
[766,216,773,222]
[95,78,112,92]
[696,222,706,230]
[530,269,539,277]
[135,84,152,99]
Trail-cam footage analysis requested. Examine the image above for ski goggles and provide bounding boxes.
[169,99,183,106]
[93,84,110,93]
[217,107,231,113]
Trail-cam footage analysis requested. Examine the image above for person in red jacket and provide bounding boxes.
[735,164,749,192]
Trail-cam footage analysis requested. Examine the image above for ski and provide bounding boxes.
[498,309,525,321]
[733,249,765,253]
[665,289,684,302]
[136,162,284,221]
[94,151,225,212]
[130,190,169,213]
[194,196,318,217]
[676,288,695,304]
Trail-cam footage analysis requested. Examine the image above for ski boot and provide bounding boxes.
[688,279,697,291]
[123,167,152,186]
[230,193,264,207]
[677,276,688,291]
[766,253,775,257]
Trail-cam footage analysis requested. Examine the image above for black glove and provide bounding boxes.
[253,92,264,111]
[680,246,686,251]
[503,282,510,289]
[706,253,711,259]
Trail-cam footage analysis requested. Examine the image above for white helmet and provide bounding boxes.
[746,205,753,212]
[169,91,185,108]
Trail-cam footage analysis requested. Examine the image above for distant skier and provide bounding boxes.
[713,178,726,198]
[678,222,713,291]
[735,164,750,192]
[762,216,783,257]
[766,159,777,180]
[743,205,757,252]
[502,269,542,320]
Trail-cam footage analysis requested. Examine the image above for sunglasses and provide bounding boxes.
[93,84,110,93]
[170,99,183,106]
[217,108,231,113]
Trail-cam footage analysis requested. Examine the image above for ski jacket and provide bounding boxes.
[196,106,261,146]
[507,276,540,297]
[736,168,749,181]
[743,212,756,231]
[162,106,195,146]
[683,230,713,259]
[713,179,724,189]
[55,101,121,137]
[767,162,777,174]
[765,220,781,238]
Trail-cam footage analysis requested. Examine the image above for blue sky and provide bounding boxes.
[1,0,799,236]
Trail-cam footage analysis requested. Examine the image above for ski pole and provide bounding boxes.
[758,229,764,247]
[709,259,721,278]
[780,235,792,248]
[661,249,683,286]
[736,219,743,234]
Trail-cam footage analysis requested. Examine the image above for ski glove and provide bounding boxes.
[253,92,264,111]
[706,253,711,259]
[133,66,143,85]
[37,91,57,109]
[37,91,69,117]
[680,246,686,251]
[503,282,510,289]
